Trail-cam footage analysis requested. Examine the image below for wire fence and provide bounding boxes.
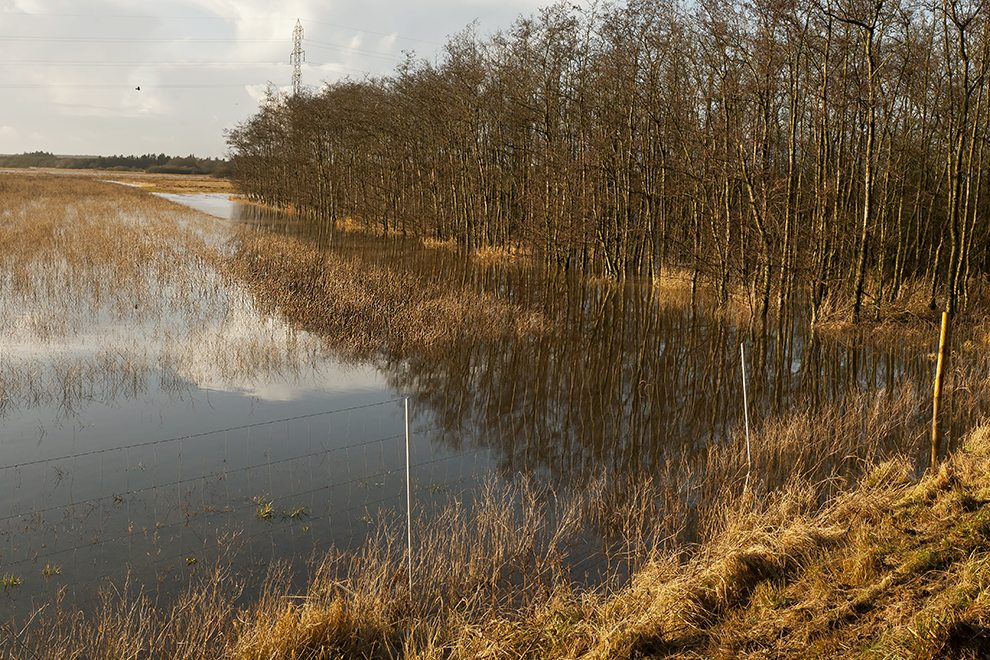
[0,397,492,611]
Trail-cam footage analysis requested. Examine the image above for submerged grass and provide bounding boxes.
[0,172,332,418]
[227,230,546,360]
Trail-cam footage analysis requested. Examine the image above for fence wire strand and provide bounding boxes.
[0,398,494,609]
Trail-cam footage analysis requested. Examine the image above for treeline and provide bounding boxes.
[226,0,990,320]
[0,151,231,176]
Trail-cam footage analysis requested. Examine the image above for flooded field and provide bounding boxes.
[0,174,484,616]
[3,171,989,625]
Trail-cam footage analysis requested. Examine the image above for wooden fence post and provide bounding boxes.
[931,311,950,466]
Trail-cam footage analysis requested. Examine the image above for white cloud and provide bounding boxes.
[378,32,397,52]
[244,82,289,104]
[0,0,548,157]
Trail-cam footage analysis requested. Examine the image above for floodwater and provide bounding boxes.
[0,191,490,617]
[0,189,966,618]
[152,191,252,220]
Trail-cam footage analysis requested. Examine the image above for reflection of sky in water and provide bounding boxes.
[152,192,246,219]
[1,192,389,410]
[0,282,387,407]
[0,187,401,493]
[0,191,429,616]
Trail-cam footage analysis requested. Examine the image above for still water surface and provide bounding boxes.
[0,193,491,616]
[0,191,945,616]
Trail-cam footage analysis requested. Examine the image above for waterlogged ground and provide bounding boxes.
[0,174,480,616]
[4,171,987,630]
[0,175,387,431]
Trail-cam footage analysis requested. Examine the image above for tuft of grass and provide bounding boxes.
[252,495,274,521]
[252,495,309,522]
[280,505,309,521]
[0,573,22,592]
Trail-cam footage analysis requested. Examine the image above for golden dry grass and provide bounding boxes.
[10,423,990,659]
[4,172,990,658]
[0,167,233,194]
[108,172,235,195]
[471,244,524,265]
[227,230,547,360]
[421,236,458,250]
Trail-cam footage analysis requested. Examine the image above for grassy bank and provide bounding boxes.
[5,425,990,658]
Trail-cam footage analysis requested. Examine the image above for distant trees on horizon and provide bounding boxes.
[226,0,990,321]
[0,151,231,176]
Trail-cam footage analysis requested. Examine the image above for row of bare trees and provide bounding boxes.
[226,0,990,320]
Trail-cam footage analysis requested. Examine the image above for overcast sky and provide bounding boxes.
[0,0,551,159]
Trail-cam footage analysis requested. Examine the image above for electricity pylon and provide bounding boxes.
[291,19,304,96]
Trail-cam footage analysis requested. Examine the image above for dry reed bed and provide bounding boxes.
[220,423,990,659]
[0,173,330,416]
[227,230,546,360]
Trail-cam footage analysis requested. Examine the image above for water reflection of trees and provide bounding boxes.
[336,238,938,489]
[229,211,990,550]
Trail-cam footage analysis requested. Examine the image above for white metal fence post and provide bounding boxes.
[405,397,412,597]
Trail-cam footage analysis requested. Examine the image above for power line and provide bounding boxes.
[0,83,252,89]
[306,18,442,46]
[303,38,404,62]
[0,62,383,89]
[0,13,445,46]
[2,61,284,67]
[0,14,428,95]
[0,11,251,20]
[0,38,403,60]
[0,35,285,44]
